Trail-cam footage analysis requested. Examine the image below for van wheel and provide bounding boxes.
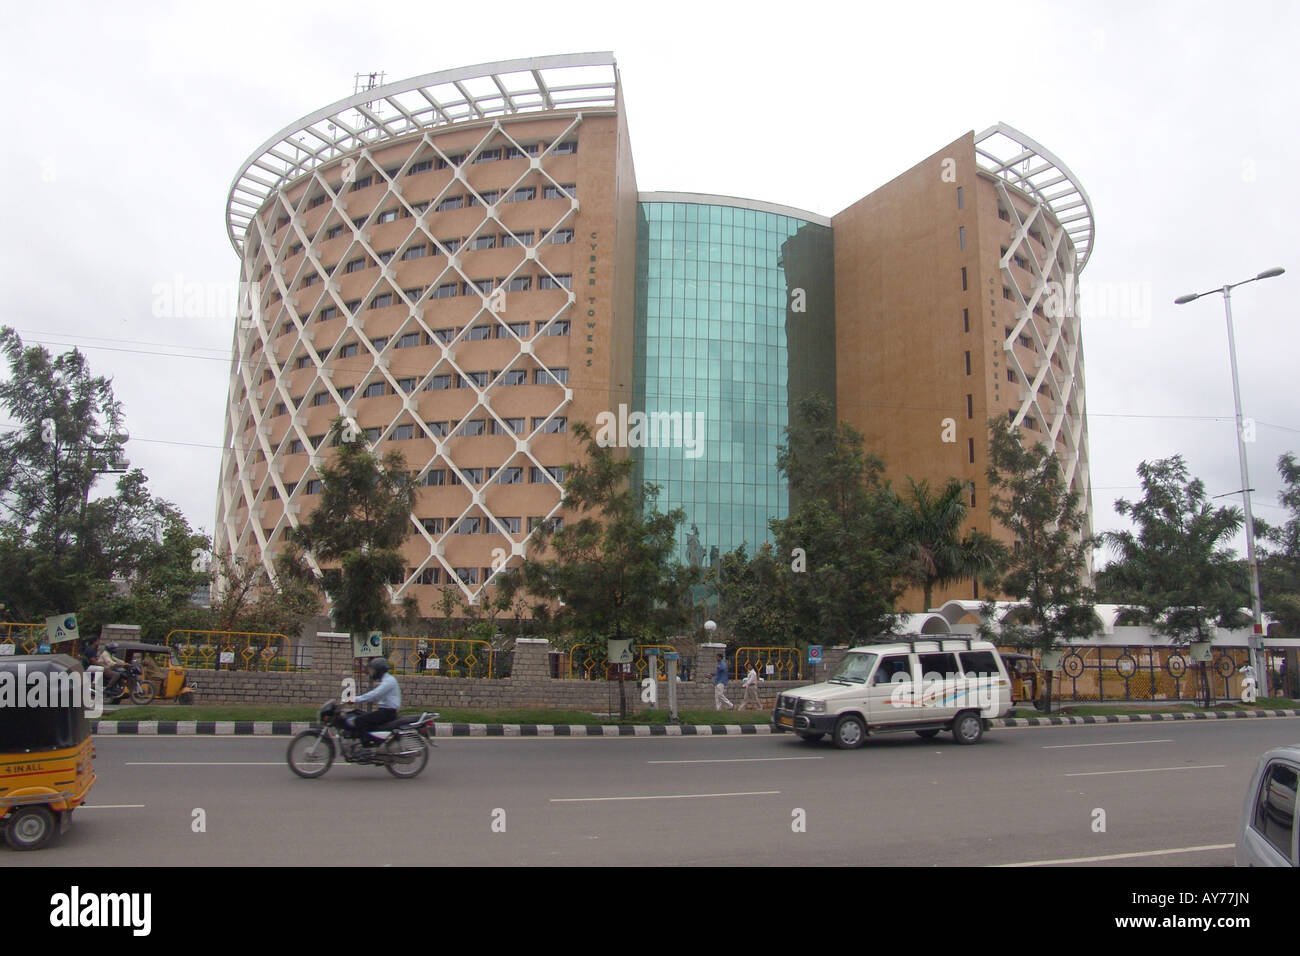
[833,716,866,750]
[915,729,940,739]
[5,806,57,851]
[953,711,984,745]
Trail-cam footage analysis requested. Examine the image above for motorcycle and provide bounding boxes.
[286,700,438,779]
[97,661,156,706]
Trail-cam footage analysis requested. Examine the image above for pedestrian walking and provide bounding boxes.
[741,663,761,709]
[714,653,734,710]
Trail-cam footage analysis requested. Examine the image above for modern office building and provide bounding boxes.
[215,52,1094,611]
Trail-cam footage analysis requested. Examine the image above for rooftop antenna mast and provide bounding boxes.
[352,71,387,140]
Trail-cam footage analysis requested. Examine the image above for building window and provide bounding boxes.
[463,324,492,341]
[408,160,433,175]
[491,417,524,435]
[499,369,527,386]
[319,305,340,321]
[455,567,479,585]
[468,190,500,207]
[497,516,522,534]
[966,395,973,420]
[344,299,361,313]
[958,226,966,251]
[425,374,451,391]
[964,352,971,376]
[968,438,975,464]
[296,355,312,369]
[345,258,366,274]
[538,274,572,290]
[1007,369,1017,383]
[369,336,389,350]
[506,186,535,203]
[504,144,540,159]
[458,419,486,437]
[998,207,1010,222]
[431,328,455,343]
[956,186,964,210]
[546,229,575,244]
[1003,286,1013,301]
[325,225,345,239]
[396,332,421,349]
[960,267,968,291]
[502,277,531,292]
[338,386,355,400]
[534,367,568,385]
[502,231,534,247]
[471,235,496,250]
[339,342,358,358]
[435,196,463,212]
[535,417,567,433]
[301,273,319,288]
[396,377,417,393]
[304,479,323,495]
[308,194,328,209]
[531,466,566,484]
[963,308,970,333]
[495,467,523,485]
[273,402,286,417]
[553,141,578,155]
[370,293,393,309]
[312,392,330,407]
[543,184,576,199]
[432,283,459,299]
[539,320,570,336]
[435,153,466,170]
[289,438,305,454]
[413,567,441,585]
[472,148,501,164]
[421,517,444,533]
[360,382,385,398]
[496,321,530,338]
[401,245,428,261]
[438,237,461,253]
[376,209,399,224]
[425,421,448,437]
[393,423,414,440]
[350,175,373,191]
[282,320,295,334]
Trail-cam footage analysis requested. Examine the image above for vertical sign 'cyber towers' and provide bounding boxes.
[215,54,637,606]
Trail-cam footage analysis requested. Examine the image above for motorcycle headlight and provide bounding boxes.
[801,700,826,714]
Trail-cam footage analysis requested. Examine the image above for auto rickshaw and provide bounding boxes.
[0,655,97,850]
[1001,652,1042,707]
[104,641,197,705]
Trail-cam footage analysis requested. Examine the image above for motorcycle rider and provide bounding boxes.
[346,657,400,745]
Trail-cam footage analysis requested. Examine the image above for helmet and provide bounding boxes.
[368,657,389,679]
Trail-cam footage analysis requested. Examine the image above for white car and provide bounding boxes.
[1236,746,1299,867]
[771,640,1011,749]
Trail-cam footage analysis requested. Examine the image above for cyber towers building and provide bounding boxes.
[215,52,1095,612]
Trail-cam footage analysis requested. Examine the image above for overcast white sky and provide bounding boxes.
[1,0,1296,564]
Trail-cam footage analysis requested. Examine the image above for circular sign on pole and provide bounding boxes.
[807,645,822,666]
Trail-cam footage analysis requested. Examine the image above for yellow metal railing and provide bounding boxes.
[383,637,496,678]
[735,646,803,682]
[0,622,45,656]
[165,629,295,672]
[564,644,678,681]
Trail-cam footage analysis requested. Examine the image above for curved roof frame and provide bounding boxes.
[974,122,1095,273]
[226,52,618,254]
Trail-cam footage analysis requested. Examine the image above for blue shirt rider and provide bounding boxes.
[348,658,401,743]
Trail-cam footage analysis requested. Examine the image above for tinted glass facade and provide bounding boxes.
[634,199,834,568]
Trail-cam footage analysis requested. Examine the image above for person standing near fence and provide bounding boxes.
[714,654,734,710]
[741,663,761,709]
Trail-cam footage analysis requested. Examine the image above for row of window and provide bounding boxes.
[302,274,572,322]
[292,183,578,240]
[277,465,568,499]
[291,366,568,410]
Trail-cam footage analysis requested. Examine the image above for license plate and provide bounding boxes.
[779,716,793,727]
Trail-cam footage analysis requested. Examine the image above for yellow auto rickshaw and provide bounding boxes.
[107,641,197,704]
[0,655,97,850]
[1001,652,1042,707]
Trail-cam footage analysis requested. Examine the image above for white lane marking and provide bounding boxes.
[1065,764,1227,777]
[79,804,147,809]
[551,790,781,803]
[647,756,823,764]
[1042,739,1173,749]
[995,844,1234,867]
[125,761,283,766]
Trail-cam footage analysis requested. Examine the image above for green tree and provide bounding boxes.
[290,418,416,637]
[768,395,909,645]
[709,542,799,646]
[982,423,1096,683]
[1257,453,1300,638]
[209,543,321,638]
[1101,455,1248,643]
[509,422,698,715]
[897,476,1005,611]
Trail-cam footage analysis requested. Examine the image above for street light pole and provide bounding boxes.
[1175,267,1285,697]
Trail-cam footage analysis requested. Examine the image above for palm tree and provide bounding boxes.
[899,477,1004,610]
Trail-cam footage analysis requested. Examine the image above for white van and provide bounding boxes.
[771,640,1012,748]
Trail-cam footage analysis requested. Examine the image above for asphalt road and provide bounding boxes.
[8,717,1298,866]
